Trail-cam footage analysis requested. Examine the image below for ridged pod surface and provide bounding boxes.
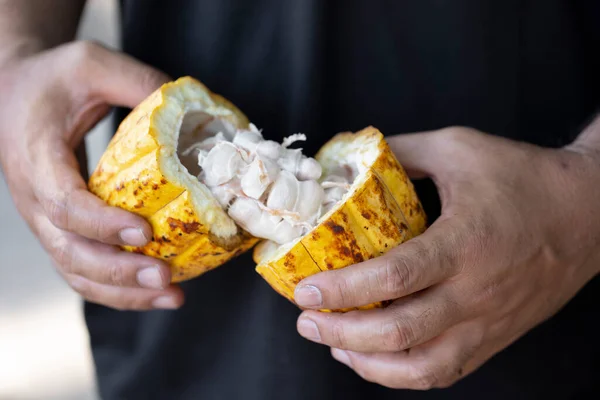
[88,77,258,282]
[253,127,427,312]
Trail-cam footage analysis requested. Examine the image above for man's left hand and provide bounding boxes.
[293,126,600,389]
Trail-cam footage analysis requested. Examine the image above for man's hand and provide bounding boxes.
[0,41,184,310]
[293,127,600,389]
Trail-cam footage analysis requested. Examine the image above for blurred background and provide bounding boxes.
[0,1,120,398]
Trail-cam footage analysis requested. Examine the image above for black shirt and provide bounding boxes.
[85,1,600,398]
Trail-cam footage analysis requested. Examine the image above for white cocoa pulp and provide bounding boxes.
[183,124,358,244]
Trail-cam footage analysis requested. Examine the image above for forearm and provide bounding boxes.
[0,0,85,65]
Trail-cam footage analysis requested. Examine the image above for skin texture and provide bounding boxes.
[294,126,600,389]
[0,39,185,310]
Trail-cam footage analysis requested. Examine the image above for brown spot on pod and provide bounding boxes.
[325,221,345,234]
[161,235,172,243]
[167,217,201,234]
[339,246,352,257]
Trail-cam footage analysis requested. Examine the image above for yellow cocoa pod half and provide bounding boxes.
[88,77,258,282]
[253,127,427,311]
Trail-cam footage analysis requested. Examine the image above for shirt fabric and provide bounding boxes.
[85,1,600,399]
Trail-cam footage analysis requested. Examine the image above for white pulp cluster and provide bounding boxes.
[185,124,355,244]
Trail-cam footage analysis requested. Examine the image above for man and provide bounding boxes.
[0,0,598,398]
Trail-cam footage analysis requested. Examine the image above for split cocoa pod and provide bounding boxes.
[88,77,427,311]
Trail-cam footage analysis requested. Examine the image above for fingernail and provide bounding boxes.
[152,296,179,309]
[137,266,164,289]
[332,348,351,367]
[297,318,321,342]
[294,285,322,308]
[119,228,148,247]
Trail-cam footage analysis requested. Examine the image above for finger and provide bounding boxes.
[331,321,483,390]
[32,141,152,246]
[63,41,171,108]
[297,284,463,352]
[37,215,171,288]
[295,218,467,309]
[65,273,184,311]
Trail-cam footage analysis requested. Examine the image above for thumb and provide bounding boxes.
[387,128,465,179]
[68,41,172,109]
[387,131,442,179]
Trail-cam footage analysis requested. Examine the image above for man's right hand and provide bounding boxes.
[0,40,184,310]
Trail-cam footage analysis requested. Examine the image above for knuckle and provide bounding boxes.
[381,318,418,350]
[436,364,465,389]
[428,226,466,276]
[381,252,413,296]
[44,197,69,230]
[436,375,460,389]
[474,279,504,312]
[437,127,481,161]
[85,209,112,242]
[107,263,126,286]
[333,277,350,306]
[329,320,350,349]
[353,365,379,385]
[463,215,493,258]
[65,40,104,83]
[50,235,76,274]
[408,365,443,390]
[91,219,107,242]
[68,40,101,63]
[439,126,475,143]
[481,280,500,302]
